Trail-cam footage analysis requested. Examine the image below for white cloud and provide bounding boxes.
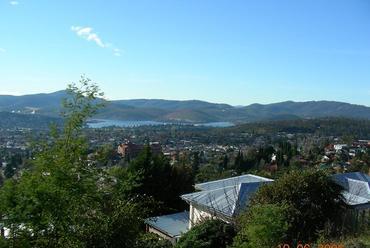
[71,26,105,47]
[9,1,19,5]
[0,48,6,53]
[113,48,122,57]
[71,25,122,56]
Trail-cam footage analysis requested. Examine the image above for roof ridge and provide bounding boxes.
[195,174,253,187]
[195,174,273,191]
[182,181,267,198]
[195,174,271,186]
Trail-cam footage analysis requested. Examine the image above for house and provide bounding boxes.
[181,174,273,228]
[334,144,348,152]
[358,140,370,147]
[145,174,273,243]
[321,155,330,163]
[117,141,162,160]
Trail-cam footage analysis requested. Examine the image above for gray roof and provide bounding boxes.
[332,172,370,207]
[195,174,273,191]
[145,211,189,238]
[181,174,273,218]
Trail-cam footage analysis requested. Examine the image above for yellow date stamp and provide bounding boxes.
[278,244,344,248]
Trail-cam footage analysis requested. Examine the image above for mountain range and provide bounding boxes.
[0,91,369,124]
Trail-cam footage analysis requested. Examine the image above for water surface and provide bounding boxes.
[87,119,234,128]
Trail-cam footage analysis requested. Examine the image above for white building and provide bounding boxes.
[145,174,273,243]
[334,144,347,152]
[181,174,273,228]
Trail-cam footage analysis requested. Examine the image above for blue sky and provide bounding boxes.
[0,0,369,106]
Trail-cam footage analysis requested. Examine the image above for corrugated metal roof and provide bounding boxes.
[145,211,189,238]
[342,192,370,206]
[332,172,370,207]
[348,178,370,200]
[195,174,273,191]
[182,181,272,217]
[332,172,370,189]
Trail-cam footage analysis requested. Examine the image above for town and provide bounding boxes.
[1,119,370,184]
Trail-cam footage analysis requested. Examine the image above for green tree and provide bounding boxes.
[250,170,346,243]
[135,233,172,248]
[3,162,15,179]
[219,154,228,171]
[128,146,194,213]
[234,151,244,173]
[4,154,22,179]
[94,143,117,167]
[176,219,236,248]
[233,203,291,248]
[192,151,200,174]
[0,77,144,247]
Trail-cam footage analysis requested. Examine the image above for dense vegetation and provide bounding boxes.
[229,117,370,139]
[126,145,194,214]
[235,170,346,246]
[176,219,235,248]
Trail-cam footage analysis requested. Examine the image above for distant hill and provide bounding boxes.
[0,91,67,116]
[0,112,62,129]
[113,99,232,110]
[241,101,370,120]
[0,91,370,124]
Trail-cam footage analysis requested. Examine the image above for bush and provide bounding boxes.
[315,232,370,248]
[250,170,346,242]
[233,203,292,248]
[176,219,235,248]
[342,239,368,248]
[135,233,172,248]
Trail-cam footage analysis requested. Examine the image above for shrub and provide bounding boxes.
[176,219,235,248]
[135,233,172,248]
[250,170,346,242]
[233,203,292,248]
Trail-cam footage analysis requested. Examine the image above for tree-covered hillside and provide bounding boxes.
[227,117,370,139]
[1,91,370,123]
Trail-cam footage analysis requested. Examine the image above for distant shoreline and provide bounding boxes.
[86,119,234,128]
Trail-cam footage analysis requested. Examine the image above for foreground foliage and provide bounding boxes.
[233,203,292,248]
[315,231,370,248]
[250,170,347,243]
[135,233,172,248]
[176,219,236,248]
[0,78,146,247]
[128,146,194,214]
